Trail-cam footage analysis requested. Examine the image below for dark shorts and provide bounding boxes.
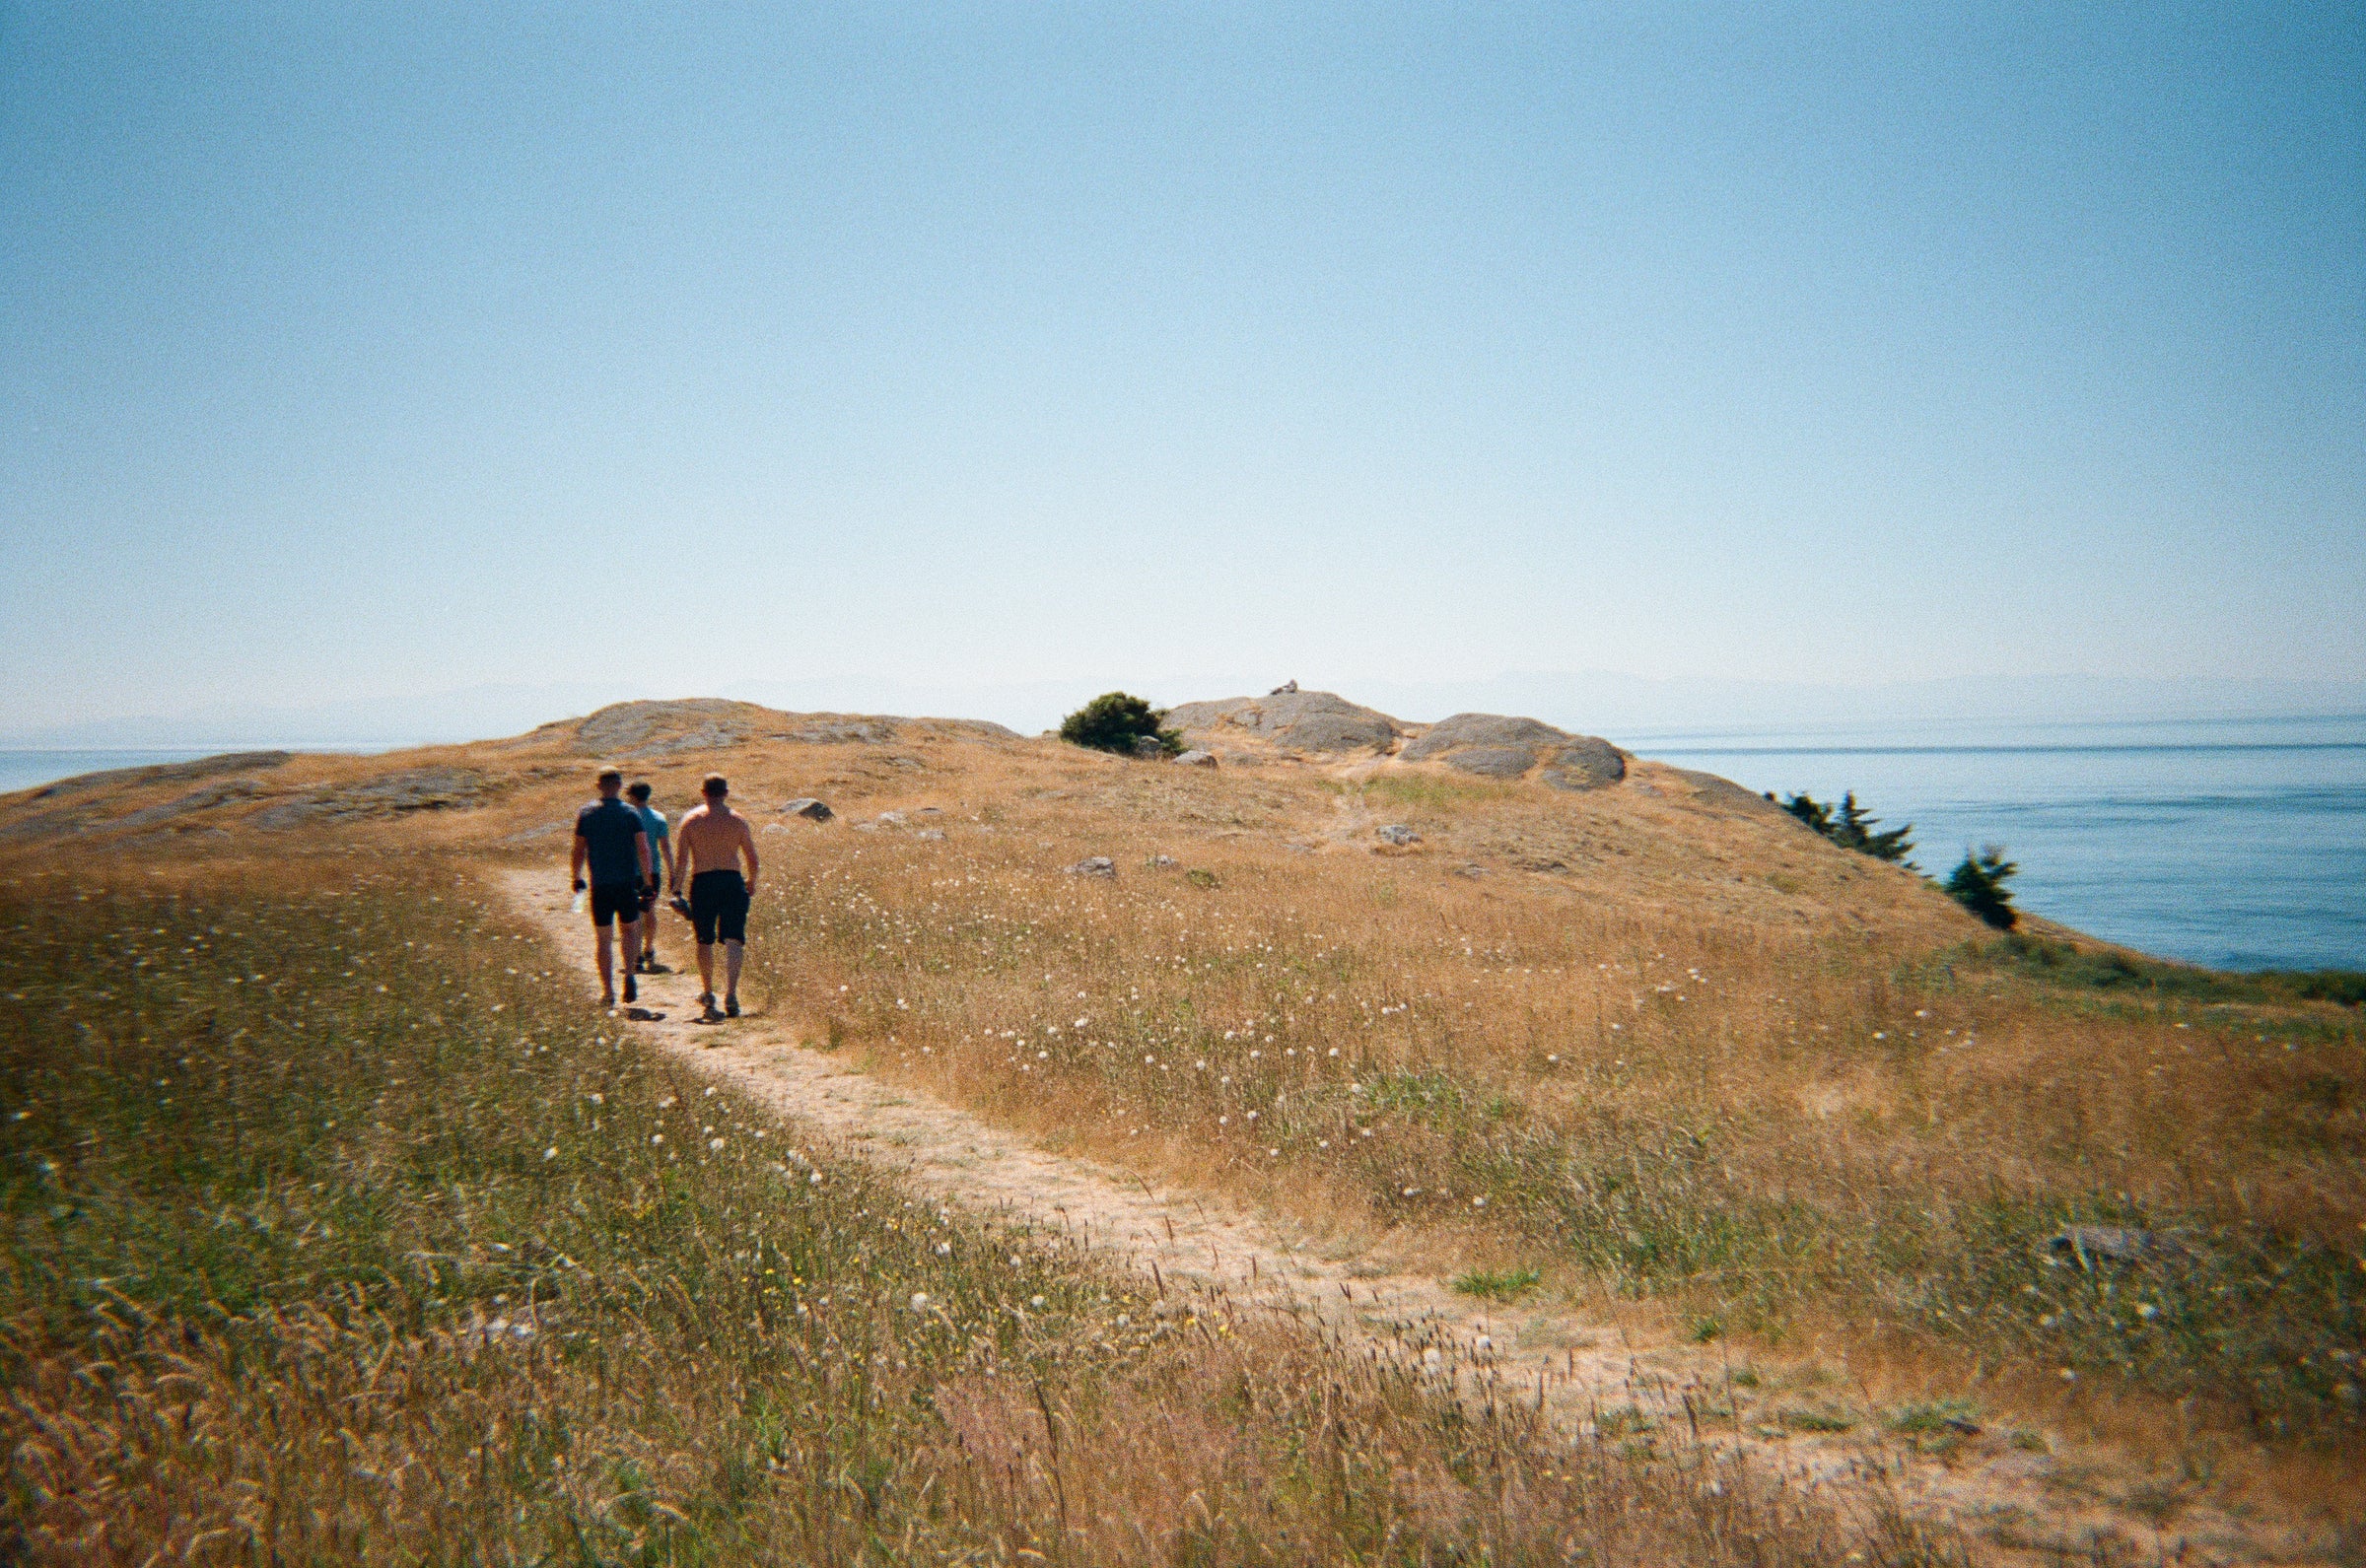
[589,882,643,928]
[689,870,749,945]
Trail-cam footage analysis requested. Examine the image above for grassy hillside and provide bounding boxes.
[1,854,1919,1564]
[3,695,2358,1546]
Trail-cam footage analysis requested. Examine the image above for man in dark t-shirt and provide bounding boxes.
[570,767,653,1009]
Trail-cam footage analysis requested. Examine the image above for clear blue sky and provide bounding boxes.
[3,3,2360,729]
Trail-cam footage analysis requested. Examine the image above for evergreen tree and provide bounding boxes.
[1058,692,1182,756]
[1778,791,1835,837]
[1828,791,1916,864]
[1945,846,2020,929]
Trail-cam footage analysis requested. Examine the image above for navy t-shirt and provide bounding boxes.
[575,797,648,886]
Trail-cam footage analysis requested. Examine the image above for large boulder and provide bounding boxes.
[574,699,756,755]
[1400,714,1626,790]
[1162,691,1404,754]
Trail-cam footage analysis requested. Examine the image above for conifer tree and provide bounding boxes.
[1828,791,1916,864]
[1945,847,2020,929]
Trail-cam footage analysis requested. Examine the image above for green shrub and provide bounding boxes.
[1058,691,1182,756]
[1944,846,2019,929]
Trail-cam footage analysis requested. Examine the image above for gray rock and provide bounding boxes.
[21,750,293,802]
[1376,824,1421,846]
[1150,854,1179,867]
[1172,749,1218,768]
[573,699,751,755]
[1066,856,1117,878]
[1444,747,1536,779]
[876,811,907,826]
[1661,768,1785,816]
[1539,736,1628,790]
[247,768,489,829]
[1162,691,1404,754]
[105,779,267,832]
[1401,713,1627,788]
[1453,863,1487,878]
[2045,1225,2158,1266]
[781,798,834,821]
[916,829,945,841]
[1130,734,1167,759]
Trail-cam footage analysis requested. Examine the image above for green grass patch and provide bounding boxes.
[1450,1265,1541,1302]
[1965,933,2365,1008]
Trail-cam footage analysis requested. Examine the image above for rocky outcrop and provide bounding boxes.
[781,797,834,821]
[1399,714,1626,790]
[574,700,756,756]
[1163,691,1403,754]
[247,768,490,829]
[572,700,1018,759]
[18,750,293,802]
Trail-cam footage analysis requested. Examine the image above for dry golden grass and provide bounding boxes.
[6,700,2360,1544]
[0,852,1939,1565]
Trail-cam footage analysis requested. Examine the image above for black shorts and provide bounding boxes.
[689,870,749,945]
[589,882,643,927]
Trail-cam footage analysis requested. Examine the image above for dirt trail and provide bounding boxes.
[502,869,2299,1565]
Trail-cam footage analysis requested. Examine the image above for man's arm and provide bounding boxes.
[570,829,588,888]
[738,817,759,894]
[636,825,652,884]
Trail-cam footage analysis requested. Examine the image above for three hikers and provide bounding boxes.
[571,767,655,1009]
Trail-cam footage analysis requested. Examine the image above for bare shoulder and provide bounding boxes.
[731,806,756,841]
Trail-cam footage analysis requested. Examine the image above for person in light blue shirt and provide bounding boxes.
[626,781,673,974]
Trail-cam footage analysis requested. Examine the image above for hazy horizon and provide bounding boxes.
[8,667,2363,753]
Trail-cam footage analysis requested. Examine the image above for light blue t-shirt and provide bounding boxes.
[632,804,669,881]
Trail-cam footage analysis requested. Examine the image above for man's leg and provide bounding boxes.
[724,939,744,1011]
[620,917,641,1002]
[594,920,617,1006]
[695,942,717,1003]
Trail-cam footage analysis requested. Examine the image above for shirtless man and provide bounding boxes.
[669,773,759,1020]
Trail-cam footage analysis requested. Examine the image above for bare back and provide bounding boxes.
[675,801,757,883]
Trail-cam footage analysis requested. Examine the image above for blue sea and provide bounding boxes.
[1628,715,2366,974]
[5,721,2363,974]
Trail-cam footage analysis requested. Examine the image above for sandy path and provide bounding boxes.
[501,868,2299,1564]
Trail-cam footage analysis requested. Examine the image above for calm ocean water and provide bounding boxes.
[5,719,2362,973]
[1630,715,2366,974]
